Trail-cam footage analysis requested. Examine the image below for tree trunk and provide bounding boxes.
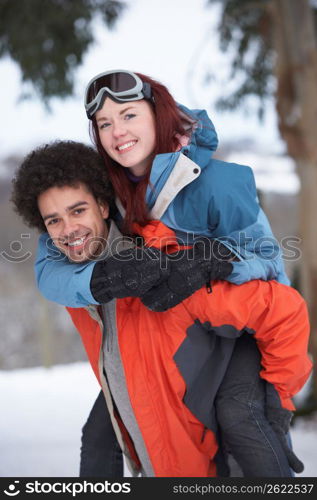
[270,0,317,405]
[297,161,317,405]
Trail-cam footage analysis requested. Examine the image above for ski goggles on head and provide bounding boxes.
[84,69,153,119]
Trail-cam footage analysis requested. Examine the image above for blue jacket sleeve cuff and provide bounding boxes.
[34,233,98,307]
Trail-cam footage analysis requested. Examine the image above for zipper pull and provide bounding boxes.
[206,281,212,294]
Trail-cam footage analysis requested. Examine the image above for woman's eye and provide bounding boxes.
[99,122,110,130]
[125,113,136,120]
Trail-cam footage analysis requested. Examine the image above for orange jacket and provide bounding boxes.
[67,222,312,477]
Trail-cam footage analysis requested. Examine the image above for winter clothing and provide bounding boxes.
[34,104,289,307]
[67,220,311,477]
[265,383,304,473]
[139,239,234,312]
[214,334,295,477]
[91,239,233,311]
[80,390,123,477]
[90,246,171,303]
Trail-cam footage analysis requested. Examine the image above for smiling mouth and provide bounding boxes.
[117,140,137,152]
[65,234,89,248]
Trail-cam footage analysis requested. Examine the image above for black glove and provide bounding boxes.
[140,241,233,312]
[90,246,170,303]
[266,406,304,474]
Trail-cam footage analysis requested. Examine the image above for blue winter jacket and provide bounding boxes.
[35,104,289,307]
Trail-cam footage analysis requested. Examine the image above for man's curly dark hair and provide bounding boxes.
[11,140,115,232]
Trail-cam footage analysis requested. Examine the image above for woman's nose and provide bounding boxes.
[112,121,127,138]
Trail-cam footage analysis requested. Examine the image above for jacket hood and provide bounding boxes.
[177,103,218,167]
[147,104,218,210]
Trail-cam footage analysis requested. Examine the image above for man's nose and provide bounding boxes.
[61,220,80,239]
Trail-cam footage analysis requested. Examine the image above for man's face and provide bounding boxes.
[38,183,109,262]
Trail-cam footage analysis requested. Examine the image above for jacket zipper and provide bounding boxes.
[103,303,114,353]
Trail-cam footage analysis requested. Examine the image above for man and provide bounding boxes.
[12,140,312,477]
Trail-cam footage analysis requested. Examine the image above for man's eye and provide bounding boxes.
[47,218,58,226]
[73,208,85,215]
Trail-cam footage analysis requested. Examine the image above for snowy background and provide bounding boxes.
[0,0,285,159]
[0,0,316,479]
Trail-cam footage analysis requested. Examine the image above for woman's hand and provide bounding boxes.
[140,242,234,312]
[90,240,233,308]
[90,246,170,303]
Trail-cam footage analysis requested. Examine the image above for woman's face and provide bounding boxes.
[95,98,156,176]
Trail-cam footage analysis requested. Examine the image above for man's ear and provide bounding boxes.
[99,201,109,220]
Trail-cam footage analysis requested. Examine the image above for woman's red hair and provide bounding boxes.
[90,72,186,234]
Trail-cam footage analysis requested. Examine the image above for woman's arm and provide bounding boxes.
[224,208,290,285]
[209,163,290,285]
[35,232,233,308]
[35,233,170,307]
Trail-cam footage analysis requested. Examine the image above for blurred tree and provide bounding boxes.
[0,0,126,102]
[209,0,317,411]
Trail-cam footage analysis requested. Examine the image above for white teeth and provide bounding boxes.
[118,141,136,151]
[68,236,86,247]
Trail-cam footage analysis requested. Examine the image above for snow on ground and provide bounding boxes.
[0,362,316,477]
[0,362,96,477]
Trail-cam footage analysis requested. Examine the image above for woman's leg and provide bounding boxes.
[80,390,124,477]
[215,334,293,477]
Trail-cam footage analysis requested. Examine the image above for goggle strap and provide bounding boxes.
[142,82,152,101]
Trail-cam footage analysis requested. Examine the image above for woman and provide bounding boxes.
[34,70,301,477]
[36,70,289,306]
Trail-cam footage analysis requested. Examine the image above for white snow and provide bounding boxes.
[0,362,315,477]
[225,152,300,194]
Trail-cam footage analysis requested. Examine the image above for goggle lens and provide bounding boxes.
[85,70,153,119]
[88,72,138,98]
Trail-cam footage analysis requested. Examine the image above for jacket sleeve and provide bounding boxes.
[35,233,98,307]
[210,163,290,285]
